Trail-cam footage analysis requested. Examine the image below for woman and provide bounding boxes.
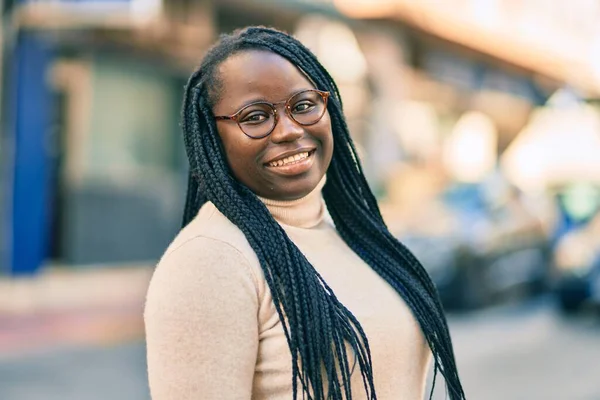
[144,26,465,400]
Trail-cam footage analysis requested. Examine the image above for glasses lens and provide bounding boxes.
[289,90,326,126]
[238,103,276,138]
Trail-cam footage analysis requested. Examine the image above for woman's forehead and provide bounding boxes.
[216,50,314,102]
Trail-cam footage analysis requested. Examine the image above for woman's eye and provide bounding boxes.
[292,102,314,113]
[241,112,269,124]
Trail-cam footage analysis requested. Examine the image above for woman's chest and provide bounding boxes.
[252,228,430,399]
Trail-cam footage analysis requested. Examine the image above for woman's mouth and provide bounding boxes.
[265,150,316,176]
[267,151,311,167]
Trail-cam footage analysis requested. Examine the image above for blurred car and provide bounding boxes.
[399,183,552,311]
[552,214,600,312]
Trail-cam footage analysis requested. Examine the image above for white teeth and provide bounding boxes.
[269,152,310,167]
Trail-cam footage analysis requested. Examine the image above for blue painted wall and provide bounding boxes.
[8,32,54,275]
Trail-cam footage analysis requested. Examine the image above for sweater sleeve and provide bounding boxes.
[144,236,260,400]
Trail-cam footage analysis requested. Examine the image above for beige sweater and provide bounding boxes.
[144,180,431,399]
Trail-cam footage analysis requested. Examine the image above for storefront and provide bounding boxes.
[1,0,211,275]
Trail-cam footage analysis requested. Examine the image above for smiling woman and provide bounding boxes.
[143,26,466,400]
[213,53,333,200]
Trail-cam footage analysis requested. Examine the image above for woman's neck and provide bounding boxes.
[258,177,326,228]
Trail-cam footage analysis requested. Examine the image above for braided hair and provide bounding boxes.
[181,26,465,400]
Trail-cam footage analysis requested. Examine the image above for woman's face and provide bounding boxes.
[212,50,334,201]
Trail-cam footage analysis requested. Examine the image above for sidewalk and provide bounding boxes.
[0,265,153,358]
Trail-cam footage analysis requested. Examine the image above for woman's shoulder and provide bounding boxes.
[162,201,255,263]
[151,202,262,288]
[148,202,263,304]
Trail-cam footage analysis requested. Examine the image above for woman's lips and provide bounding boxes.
[264,150,316,176]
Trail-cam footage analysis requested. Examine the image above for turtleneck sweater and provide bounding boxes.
[144,179,431,399]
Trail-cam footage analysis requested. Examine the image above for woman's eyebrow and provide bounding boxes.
[234,97,269,109]
[227,88,314,113]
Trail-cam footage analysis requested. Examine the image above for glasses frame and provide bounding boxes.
[214,89,330,139]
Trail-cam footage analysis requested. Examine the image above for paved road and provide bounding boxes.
[0,342,149,400]
[1,296,599,400]
[441,298,600,400]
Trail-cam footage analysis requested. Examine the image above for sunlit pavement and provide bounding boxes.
[445,297,600,400]
[0,341,149,400]
[0,267,151,357]
[1,296,599,400]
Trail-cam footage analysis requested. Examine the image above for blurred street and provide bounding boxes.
[448,298,600,400]
[1,296,598,400]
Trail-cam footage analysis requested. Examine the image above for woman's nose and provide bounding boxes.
[269,111,304,143]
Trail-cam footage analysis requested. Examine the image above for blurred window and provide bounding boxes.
[82,57,179,184]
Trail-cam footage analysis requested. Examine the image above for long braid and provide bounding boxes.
[181,26,465,400]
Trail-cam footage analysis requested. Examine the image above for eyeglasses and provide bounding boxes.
[214,89,330,139]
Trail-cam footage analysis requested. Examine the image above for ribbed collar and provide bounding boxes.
[258,177,326,228]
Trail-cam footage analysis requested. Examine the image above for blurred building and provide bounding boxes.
[1,0,214,275]
[2,0,600,277]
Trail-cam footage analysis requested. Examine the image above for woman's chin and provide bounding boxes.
[259,175,322,202]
